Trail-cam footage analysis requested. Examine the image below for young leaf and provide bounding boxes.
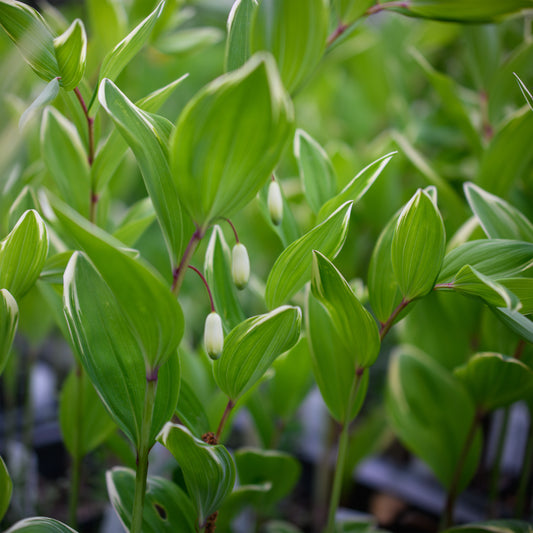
[214,306,301,402]
[250,0,329,93]
[63,252,181,448]
[391,189,446,300]
[386,346,482,492]
[311,251,380,369]
[454,353,533,412]
[443,520,533,533]
[265,201,352,309]
[204,225,245,333]
[294,129,337,214]
[106,467,196,533]
[464,182,533,241]
[41,107,91,217]
[170,53,294,227]
[0,456,12,521]
[157,423,236,528]
[98,78,193,266]
[53,19,87,90]
[19,76,59,130]
[225,0,258,72]
[0,210,48,300]
[0,0,60,80]
[0,289,18,376]
[59,368,116,460]
[515,73,533,111]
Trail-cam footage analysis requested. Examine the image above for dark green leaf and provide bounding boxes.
[262,522,303,533]
[53,18,87,90]
[500,278,533,315]
[225,0,258,72]
[0,289,18,376]
[112,198,156,247]
[5,518,78,532]
[175,379,211,438]
[0,455,11,521]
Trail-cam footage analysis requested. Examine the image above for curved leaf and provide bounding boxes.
[53,18,87,90]
[5,517,78,532]
[0,288,18,376]
[225,0,258,72]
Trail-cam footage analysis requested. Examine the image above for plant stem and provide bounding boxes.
[488,407,510,517]
[325,368,365,533]
[379,298,410,341]
[327,23,348,47]
[188,266,215,312]
[366,1,410,15]
[442,409,483,530]
[172,228,204,295]
[514,420,533,518]
[215,399,235,442]
[130,372,158,533]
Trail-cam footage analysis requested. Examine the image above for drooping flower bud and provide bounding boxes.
[267,179,283,225]
[204,312,224,360]
[232,243,250,290]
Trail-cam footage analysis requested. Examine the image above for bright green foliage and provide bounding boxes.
[225,0,257,71]
[5,518,78,532]
[59,368,116,459]
[387,347,482,492]
[0,0,60,80]
[311,251,380,369]
[170,53,293,227]
[0,288,18,375]
[443,520,533,533]
[214,306,301,401]
[295,129,337,214]
[455,353,533,412]
[265,201,352,309]
[158,423,236,527]
[63,252,181,448]
[334,0,375,23]
[53,19,87,90]
[0,455,11,521]
[0,210,48,300]
[234,448,301,508]
[250,0,329,93]
[19,77,60,129]
[176,380,211,438]
[106,467,196,533]
[391,189,446,300]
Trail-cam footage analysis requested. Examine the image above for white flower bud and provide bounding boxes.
[232,243,250,290]
[267,179,283,225]
[204,312,224,360]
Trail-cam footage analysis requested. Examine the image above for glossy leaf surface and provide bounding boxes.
[0,289,18,376]
[53,18,87,90]
[492,307,533,344]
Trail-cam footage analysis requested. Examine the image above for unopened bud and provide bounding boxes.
[232,243,250,290]
[267,179,283,225]
[204,312,224,360]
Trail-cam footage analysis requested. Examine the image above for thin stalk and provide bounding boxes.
[379,298,410,341]
[366,1,409,15]
[172,228,204,295]
[488,408,510,517]
[188,266,215,312]
[130,373,158,533]
[442,409,483,530]
[514,420,533,518]
[327,23,348,47]
[215,399,235,442]
[325,369,365,533]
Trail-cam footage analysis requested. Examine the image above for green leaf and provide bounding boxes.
[335,0,375,23]
[492,307,533,344]
[112,198,156,247]
[217,483,271,531]
[5,518,78,532]
[0,210,48,300]
[204,226,245,333]
[438,240,533,283]
[500,278,533,315]
[0,289,18,376]
[455,353,533,412]
[98,77,193,267]
[443,520,533,533]
[155,27,223,56]
[106,467,196,533]
[265,201,352,309]
[41,107,91,217]
[294,129,337,214]
[59,368,117,459]
[19,76,59,130]
[0,0,60,80]
[250,0,329,93]
[170,53,294,227]
[53,196,183,371]
[157,423,236,527]
[311,251,380,369]
[391,189,446,300]
[176,379,211,438]
[234,448,301,507]
[306,292,370,423]
[317,152,396,223]
[63,252,181,448]
[515,73,533,111]
[464,182,533,241]
[214,306,301,401]
[386,346,482,491]
[0,455,12,521]
[98,1,164,86]
[53,18,87,90]
[225,0,258,72]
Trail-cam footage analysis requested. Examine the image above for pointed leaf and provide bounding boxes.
[19,77,59,130]
[0,210,48,300]
[0,0,60,80]
[225,0,258,72]
[214,306,301,401]
[499,278,533,315]
[0,289,18,376]
[107,467,196,533]
[455,353,533,412]
[158,423,235,527]
[53,19,87,90]
[170,53,294,227]
[5,518,78,532]
[266,201,352,309]
[250,0,329,93]
[0,455,12,521]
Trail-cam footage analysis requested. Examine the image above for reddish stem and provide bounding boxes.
[172,228,204,294]
[188,265,215,312]
[379,297,410,341]
[215,399,235,441]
